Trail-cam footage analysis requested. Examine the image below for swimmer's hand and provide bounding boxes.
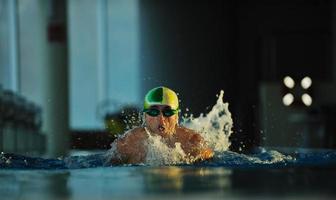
[191,148,214,164]
[199,148,214,160]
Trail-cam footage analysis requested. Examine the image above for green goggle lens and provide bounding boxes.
[144,108,178,117]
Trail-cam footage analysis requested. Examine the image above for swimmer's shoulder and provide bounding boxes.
[176,126,203,141]
[176,126,196,133]
[115,127,147,153]
[112,127,147,164]
[118,127,147,142]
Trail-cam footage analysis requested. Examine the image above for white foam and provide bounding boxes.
[143,128,189,165]
[246,150,294,164]
[181,90,233,153]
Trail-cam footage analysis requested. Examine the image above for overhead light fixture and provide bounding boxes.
[282,93,294,106]
[282,75,313,107]
[301,76,312,89]
[301,93,312,106]
[283,76,295,89]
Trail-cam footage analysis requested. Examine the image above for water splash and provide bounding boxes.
[181,90,233,153]
[144,128,188,165]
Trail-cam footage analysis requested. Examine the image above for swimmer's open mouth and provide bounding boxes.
[158,125,165,132]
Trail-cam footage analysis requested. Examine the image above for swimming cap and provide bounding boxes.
[143,86,179,110]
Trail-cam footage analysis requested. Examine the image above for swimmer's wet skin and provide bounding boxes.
[108,86,214,165]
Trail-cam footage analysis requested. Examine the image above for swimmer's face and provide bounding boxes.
[144,105,178,137]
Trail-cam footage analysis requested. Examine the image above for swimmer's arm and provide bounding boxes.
[110,129,146,165]
[109,137,132,165]
[189,134,214,161]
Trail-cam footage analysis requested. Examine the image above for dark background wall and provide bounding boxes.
[139,0,333,151]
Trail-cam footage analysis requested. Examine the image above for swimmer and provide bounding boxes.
[109,86,214,164]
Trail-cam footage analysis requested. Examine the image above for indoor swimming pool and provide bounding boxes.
[1,91,336,200]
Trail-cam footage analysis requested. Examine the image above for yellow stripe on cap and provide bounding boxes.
[144,86,179,110]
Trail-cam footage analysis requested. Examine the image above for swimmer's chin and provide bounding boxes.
[154,131,171,138]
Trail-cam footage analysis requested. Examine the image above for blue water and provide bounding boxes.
[1,148,336,169]
[1,148,336,200]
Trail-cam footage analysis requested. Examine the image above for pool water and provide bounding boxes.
[1,148,336,200]
[2,166,335,200]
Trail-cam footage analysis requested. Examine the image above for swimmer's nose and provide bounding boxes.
[158,113,165,122]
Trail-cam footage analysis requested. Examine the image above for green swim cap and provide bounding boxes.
[143,86,179,110]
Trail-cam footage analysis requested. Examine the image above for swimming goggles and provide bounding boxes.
[144,108,179,117]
